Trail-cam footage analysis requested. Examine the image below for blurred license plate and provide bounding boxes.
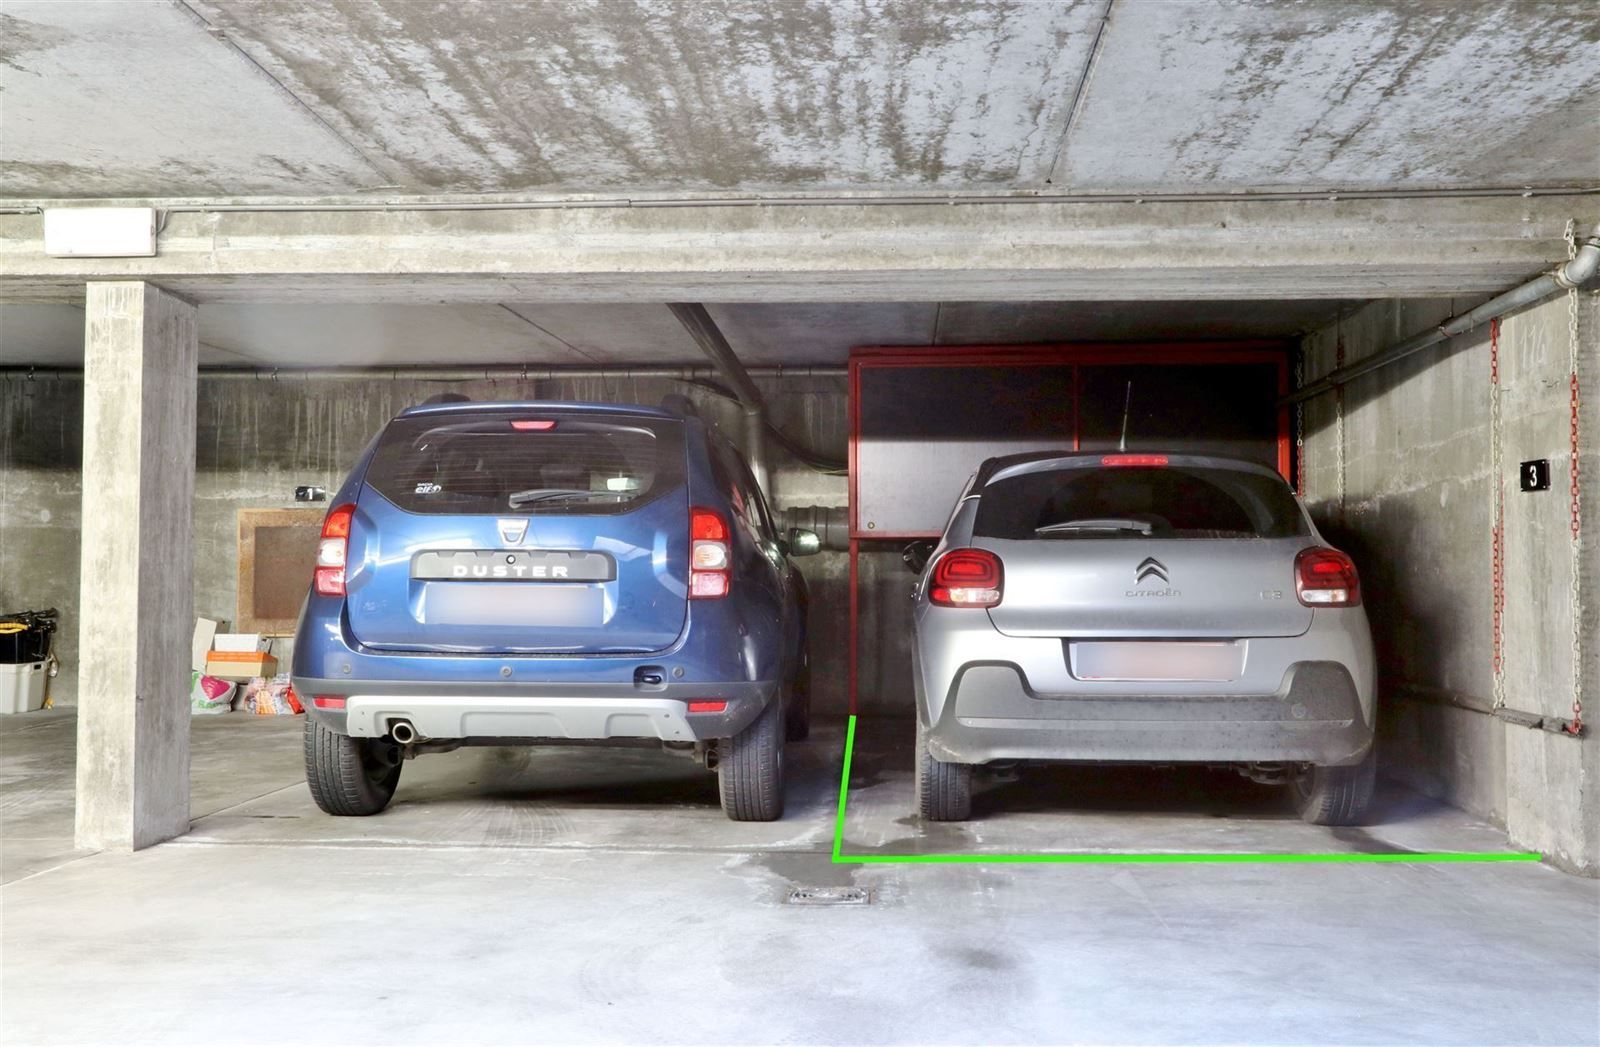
[428,583,603,627]
[1071,641,1244,682]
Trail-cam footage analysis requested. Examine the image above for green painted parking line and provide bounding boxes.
[828,716,1541,866]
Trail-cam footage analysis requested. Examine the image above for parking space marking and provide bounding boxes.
[828,716,1542,865]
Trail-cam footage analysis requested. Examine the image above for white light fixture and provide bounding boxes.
[42,208,158,258]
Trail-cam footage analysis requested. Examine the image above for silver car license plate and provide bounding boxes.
[1070,641,1245,682]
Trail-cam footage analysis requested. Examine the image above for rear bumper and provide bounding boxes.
[295,676,776,742]
[926,661,1372,767]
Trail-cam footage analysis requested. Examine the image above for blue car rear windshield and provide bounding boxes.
[975,464,1308,540]
[365,411,685,516]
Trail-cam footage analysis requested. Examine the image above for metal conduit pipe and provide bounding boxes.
[1284,223,1600,405]
[666,303,772,497]
[780,505,851,552]
[0,365,847,382]
[5,183,1598,217]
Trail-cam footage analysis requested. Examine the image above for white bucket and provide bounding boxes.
[0,661,47,714]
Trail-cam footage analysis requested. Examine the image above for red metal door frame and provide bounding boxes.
[845,341,1292,714]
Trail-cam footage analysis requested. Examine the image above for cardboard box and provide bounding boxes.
[191,618,219,674]
[204,650,277,681]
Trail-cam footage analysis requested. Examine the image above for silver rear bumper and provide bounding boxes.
[345,694,697,742]
[295,675,777,741]
[926,662,1373,767]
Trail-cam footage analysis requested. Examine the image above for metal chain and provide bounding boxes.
[1294,351,1306,496]
[1335,334,1347,517]
[1489,317,1506,710]
[1564,220,1585,735]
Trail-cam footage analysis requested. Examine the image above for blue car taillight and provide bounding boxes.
[690,507,731,599]
[314,503,356,597]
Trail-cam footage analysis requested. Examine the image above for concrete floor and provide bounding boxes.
[2,711,1596,1045]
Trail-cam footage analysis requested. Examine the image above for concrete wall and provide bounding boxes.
[1,371,932,718]
[0,378,80,697]
[1300,292,1599,873]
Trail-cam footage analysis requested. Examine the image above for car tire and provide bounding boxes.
[718,694,785,821]
[916,727,972,821]
[304,716,403,816]
[1293,748,1376,826]
[785,655,812,743]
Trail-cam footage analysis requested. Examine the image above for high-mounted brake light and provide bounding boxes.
[1295,547,1361,607]
[510,419,557,431]
[690,507,731,599]
[313,503,356,597]
[929,548,1003,608]
[1101,454,1169,467]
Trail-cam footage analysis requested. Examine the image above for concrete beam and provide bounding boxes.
[74,282,198,851]
[1,194,1594,304]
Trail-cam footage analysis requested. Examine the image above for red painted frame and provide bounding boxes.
[845,341,1292,713]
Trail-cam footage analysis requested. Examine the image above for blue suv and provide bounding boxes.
[292,398,818,821]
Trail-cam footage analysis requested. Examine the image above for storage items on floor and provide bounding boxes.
[189,673,238,715]
[240,674,303,715]
[1,609,57,714]
[1,661,48,715]
[202,632,278,681]
[186,619,300,716]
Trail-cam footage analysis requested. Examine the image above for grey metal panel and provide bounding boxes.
[853,359,1286,536]
[854,363,1077,536]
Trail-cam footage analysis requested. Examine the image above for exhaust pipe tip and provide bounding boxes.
[389,719,418,744]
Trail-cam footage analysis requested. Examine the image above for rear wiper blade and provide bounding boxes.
[506,488,609,508]
[1035,518,1153,535]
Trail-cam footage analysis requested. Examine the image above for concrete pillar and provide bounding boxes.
[74,282,197,851]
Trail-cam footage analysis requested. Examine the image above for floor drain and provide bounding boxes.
[786,886,870,906]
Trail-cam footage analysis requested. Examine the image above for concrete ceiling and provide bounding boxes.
[1,2,1580,369]
[3,0,1596,199]
[0,299,1360,368]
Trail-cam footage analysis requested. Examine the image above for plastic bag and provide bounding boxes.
[190,672,237,715]
[242,673,304,716]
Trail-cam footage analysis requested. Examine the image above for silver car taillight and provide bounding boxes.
[1295,547,1361,607]
[929,548,1003,608]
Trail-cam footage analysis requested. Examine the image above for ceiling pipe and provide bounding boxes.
[1285,224,1600,405]
[0,364,846,382]
[780,505,851,552]
[5,184,1598,217]
[667,303,771,497]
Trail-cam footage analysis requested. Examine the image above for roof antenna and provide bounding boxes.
[1118,380,1133,452]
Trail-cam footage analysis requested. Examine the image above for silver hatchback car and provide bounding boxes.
[911,451,1376,826]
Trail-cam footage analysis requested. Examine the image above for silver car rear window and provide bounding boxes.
[366,411,685,516]
[974,465,1308,540]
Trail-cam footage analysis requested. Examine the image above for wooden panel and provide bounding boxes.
[237,508,324,636]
